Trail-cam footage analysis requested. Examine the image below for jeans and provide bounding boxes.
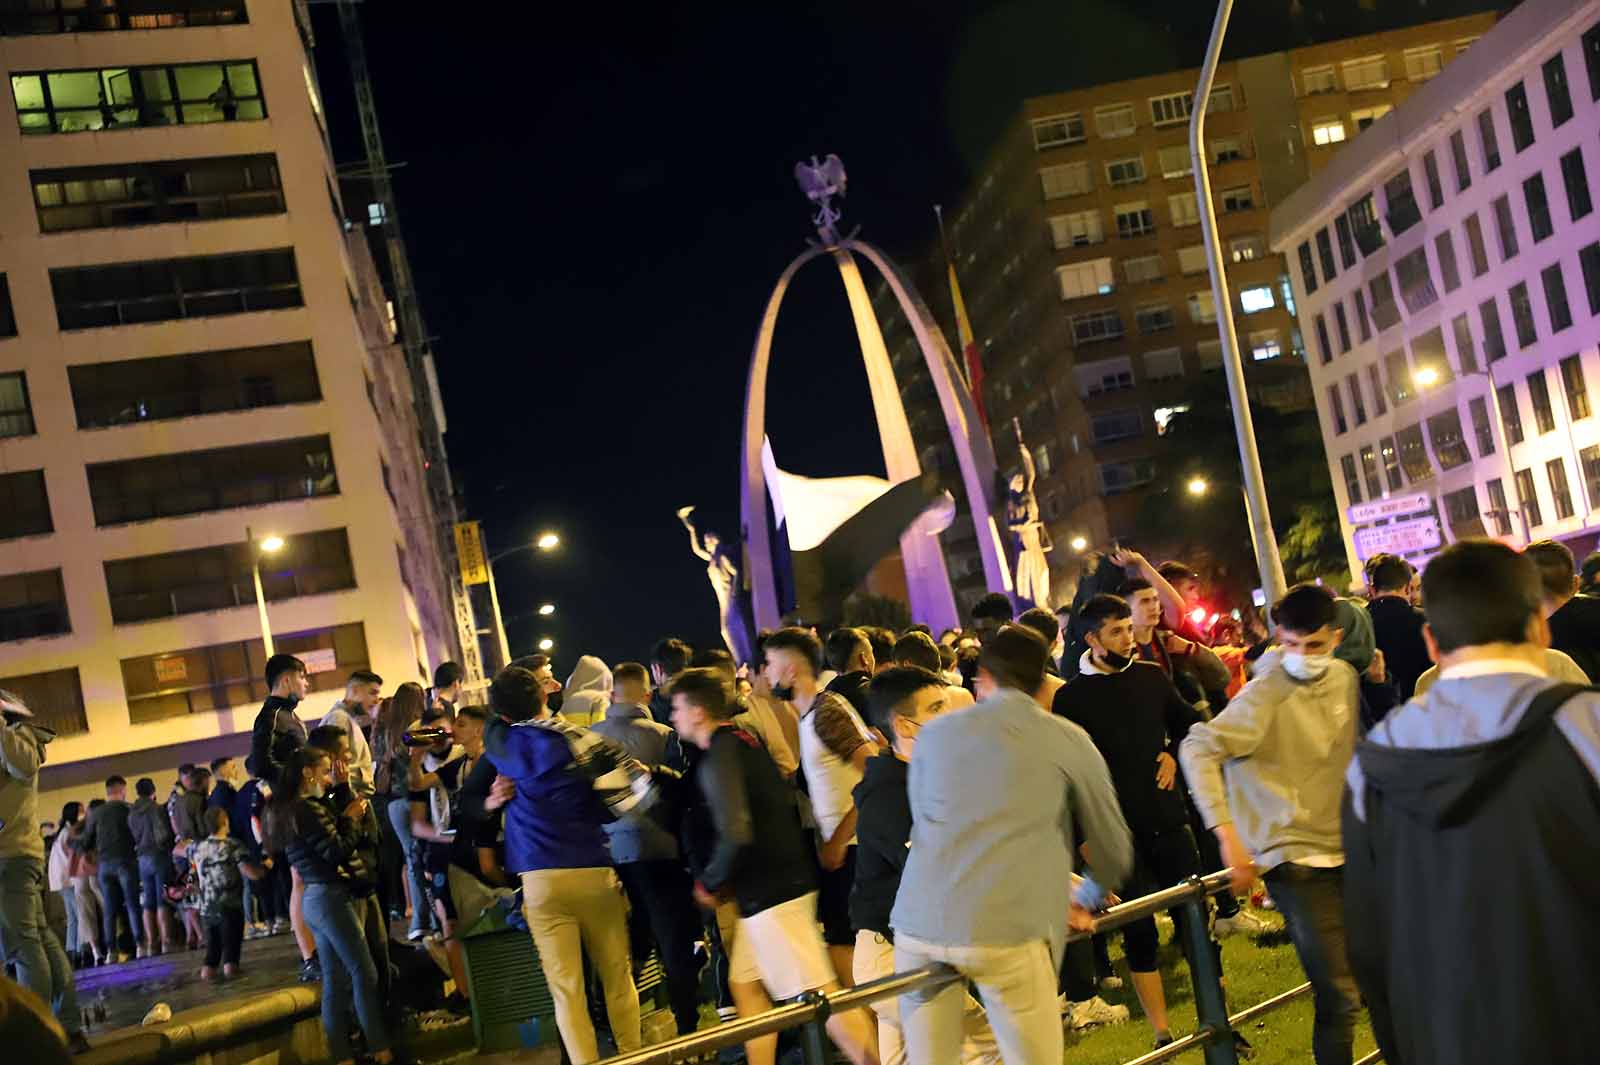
[58,884,79,954]
[353,891,394,1003]
[204,909,245,968]
[98,859,142,950]
[616,859,703,1036]
[897,933,1059,1065]
[0,856,81,1035]
[1264,865,1360,1065]
[386,797,430,936]
[137,853,170,913]
[521,867,640,1065]
[302,881,390,1059]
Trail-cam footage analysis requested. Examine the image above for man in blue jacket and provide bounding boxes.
[483,666,639,1065]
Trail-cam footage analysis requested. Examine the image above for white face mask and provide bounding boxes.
[1282,652,1335,681]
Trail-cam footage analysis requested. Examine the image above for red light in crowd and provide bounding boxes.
[1208,612,1220,625]
[1188,606,1208,625]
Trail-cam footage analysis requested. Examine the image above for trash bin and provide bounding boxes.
[460,903,557,1052]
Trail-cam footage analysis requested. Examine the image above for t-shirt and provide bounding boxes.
[194,836,248,921]
[797,690,872,843]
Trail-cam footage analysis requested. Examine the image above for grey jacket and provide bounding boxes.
[0,718,51,861]
[590,703,683,863]
[1179,649,1358,872]
[891,688,1133,957]
[129,796,175,858]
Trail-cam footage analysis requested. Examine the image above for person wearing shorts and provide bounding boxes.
[669,667,877,1065]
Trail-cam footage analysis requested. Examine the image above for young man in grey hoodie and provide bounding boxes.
[0,690,89,1052]
[1179,583,1362,1065]
[1344,540,1600,1065]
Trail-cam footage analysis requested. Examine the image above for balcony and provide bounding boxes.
[0,0,245,36]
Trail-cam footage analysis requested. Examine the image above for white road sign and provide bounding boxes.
[1354,516,1442,560]
[1349,492,1432,524]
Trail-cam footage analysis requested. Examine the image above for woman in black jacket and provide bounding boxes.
[266,748,393,1065]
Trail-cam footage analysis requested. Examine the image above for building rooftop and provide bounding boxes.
[1271,0,1596,245]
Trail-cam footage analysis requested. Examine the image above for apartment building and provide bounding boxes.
[0,0,462,805]
[881,11,1499,609]
[1272,0,1600,581]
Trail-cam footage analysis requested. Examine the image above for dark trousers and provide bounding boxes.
[98,860,142,949]
[1190,808,1239,917]
[1120,827,1217,975]
[1263,865,1359,1065]
[204,909,245,967]
[616,859,703,1035]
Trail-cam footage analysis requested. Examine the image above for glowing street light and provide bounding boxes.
[1187,476,1210,497]
[1413,366,1441,389]
[1069,535,1089,553]
[537,637,554,652]
[247,527,284,656]
[538,603,556,616]
[536,532,561,551]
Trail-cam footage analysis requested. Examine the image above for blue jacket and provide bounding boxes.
[484,715,611,873]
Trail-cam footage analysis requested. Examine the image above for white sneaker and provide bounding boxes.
[406,928,426,942]
[1215,910,1271,936]
[1099,974,1124,992]
[1066,995,1130,1030]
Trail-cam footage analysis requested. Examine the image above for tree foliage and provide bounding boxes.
[1134,373,1348,602]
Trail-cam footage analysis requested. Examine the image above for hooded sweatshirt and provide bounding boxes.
[0,716,52,860]
[1178,648,1358,872]
[562,656,613,728]
[1342,664,1600,1065]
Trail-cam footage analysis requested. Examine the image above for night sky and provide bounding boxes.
[309,0,1497,668]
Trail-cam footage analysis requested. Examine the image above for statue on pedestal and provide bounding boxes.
[677,506,752,662]
[1007,418,1053,610]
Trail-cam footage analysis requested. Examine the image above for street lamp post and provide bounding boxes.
[486,531,561,669]
[247,527,285,657]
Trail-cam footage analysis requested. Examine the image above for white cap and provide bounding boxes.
[0,689,31,718]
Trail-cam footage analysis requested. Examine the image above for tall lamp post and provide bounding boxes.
[486,531,560,668]
[247,527,286,657]
[1191,0,1287,607]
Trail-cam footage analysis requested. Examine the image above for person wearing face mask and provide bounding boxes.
[1057,595,1221,1051]
[1180,584,1362,1065]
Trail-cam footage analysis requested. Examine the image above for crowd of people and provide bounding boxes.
[3,536,1598,1065]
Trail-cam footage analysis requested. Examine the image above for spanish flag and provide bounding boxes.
[935,205,988,431]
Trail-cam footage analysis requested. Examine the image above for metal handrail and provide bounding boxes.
[594,871,1282,1065]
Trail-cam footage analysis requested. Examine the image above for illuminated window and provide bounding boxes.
[1249,330,1282,361]
[1094,103,1136,138]
[367,202,387,226]
[1311,118,1346,146]
[1031,113,1084,149]
[1057,258,1114,300]
[11,60,266,135]
[1342,55,1390,91]
[1301,65,1337,94]
[30,154,283,232]
[1240,285,1275,313]
[1188,290,1217,324]
[1404,46,1444,81]
[1229,234,1264,263]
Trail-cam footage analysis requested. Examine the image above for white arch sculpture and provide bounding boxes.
[739,238,1011,636]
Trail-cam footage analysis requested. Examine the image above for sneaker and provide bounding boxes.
[406,927,426,943]
[1065,995,1130,1030]
[1154,1031,1175,1050]
[298,955,320,983]
[270,918,291,935]
[1098,974,1124,992]
[1215,911,1271,936]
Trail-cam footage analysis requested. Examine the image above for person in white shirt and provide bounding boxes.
[321,670,382,797]
[764,627,878,986]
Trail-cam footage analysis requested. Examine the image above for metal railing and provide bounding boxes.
[590,871,1379,1065]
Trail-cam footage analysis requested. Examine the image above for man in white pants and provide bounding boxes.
[892,626,1133,1064]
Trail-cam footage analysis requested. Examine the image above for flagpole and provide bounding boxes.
[934,205,989,430]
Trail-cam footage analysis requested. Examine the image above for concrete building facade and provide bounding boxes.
[882,12,1499,611]
[1272,0,1600,581]
[0,0,462,805]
